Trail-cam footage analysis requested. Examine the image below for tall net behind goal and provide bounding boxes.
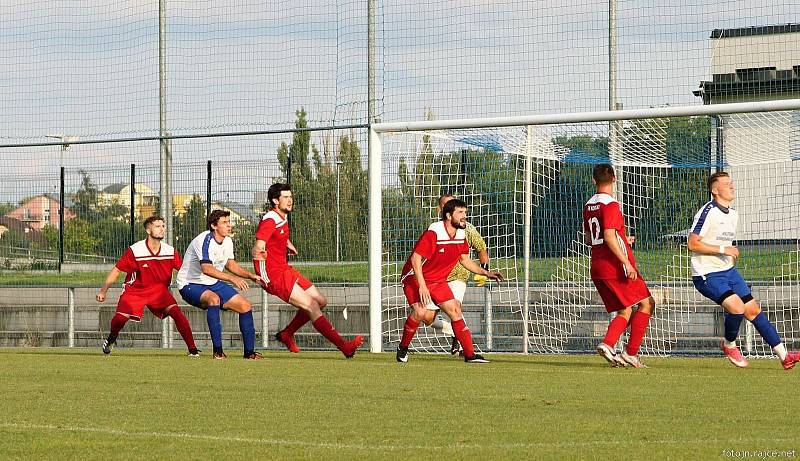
[379,107,800,356]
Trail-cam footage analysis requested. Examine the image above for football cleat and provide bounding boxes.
[596,343,621,367]
[341,335,364,359]
[275,329,300,353]
[720,341,748,368]
[187,349,201,358]
[213,350,228,360]
[464,353,490,363]
[396,346,409,363]
[620,351,648,369]
[781,351,800,370]
[243,351,264,360]
[450,336,462,355]
[102,339,115,355]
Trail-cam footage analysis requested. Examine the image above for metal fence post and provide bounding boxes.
[484,286,493,350]
[68,287,75,348]
[261,289,269,348]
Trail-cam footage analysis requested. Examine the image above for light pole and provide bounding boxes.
[335,159,343,262]
[46,134,78,170]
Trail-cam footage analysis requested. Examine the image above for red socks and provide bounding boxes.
[603,315,629,348]
[451,318,475,358]
[284,310,311,336]
[167,307,197,351]
[107,313,129,343]
[626,311,651,356]
[312,316,346,350]
[399,315,420,348]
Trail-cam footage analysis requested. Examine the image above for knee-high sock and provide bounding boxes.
[603,316,628,348]
[206,306,223,349]
[625,311,651,356]
[451,318,475,358]
[107,313,129,343]
[239,310,256,353]
[751,312,781,348]
[284,310,311,336]
[312,315,345,349]
[724,313,744,343]
[167,307,197,351]
[399,315,420,349]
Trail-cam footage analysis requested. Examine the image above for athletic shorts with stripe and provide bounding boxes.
[254,261,313,303]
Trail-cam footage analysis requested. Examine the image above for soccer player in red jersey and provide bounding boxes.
[96,215,199,357]
[252,183,363,358]
[584,164,655,368]
[396,198,503,364]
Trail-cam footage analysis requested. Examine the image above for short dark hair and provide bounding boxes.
[593,164,615,185]
[440,198,467,221]
[143,215,164,229]
[267,183,292,208]
[207,209,230,230]
[707,171,729,194]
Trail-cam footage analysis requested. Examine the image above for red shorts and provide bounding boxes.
[254,262,313,303]
[402,280,455,309]
[116,287,178,321]
[593,277,652,313]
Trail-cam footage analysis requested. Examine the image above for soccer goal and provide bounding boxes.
[368,99,800,357]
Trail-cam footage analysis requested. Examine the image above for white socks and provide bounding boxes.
[773,343,787,361]
[430,316,454,336]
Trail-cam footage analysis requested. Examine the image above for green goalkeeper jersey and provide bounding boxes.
[447,222,487,283]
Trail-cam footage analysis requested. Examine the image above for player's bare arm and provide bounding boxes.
[410,252,431,307]
[602,229,637,280]
[251,239,267,260]
[626,235,635,245]
[287,239,298,256]
[201,262,251,291]
[458,254,503,282]
[96,267,124,302]
[225,260,263,285]
[687,233,739,260]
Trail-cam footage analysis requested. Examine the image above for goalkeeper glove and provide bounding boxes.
[474,263,490,287]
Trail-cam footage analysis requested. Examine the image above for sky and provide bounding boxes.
[0,0,797,202]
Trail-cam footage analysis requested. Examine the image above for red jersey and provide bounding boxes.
[254,209,290,278]
[400,221,469,284]
[115,240,182,292]
[583,193,637,280]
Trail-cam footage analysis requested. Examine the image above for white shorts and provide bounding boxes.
[425,280,467,310]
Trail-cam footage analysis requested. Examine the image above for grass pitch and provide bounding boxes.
[0,349,797,460]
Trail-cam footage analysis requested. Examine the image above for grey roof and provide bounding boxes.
[102,183,128,194]
[215,201,259,224]
[711,23,800,39]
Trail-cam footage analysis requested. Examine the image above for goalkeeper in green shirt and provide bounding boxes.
[425,194,490,355]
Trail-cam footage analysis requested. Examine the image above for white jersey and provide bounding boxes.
[689,201,738,276]
[176,230,235,288]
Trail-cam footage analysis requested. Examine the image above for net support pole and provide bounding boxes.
[522,126,533,354]
[68,287,75,348]
[368,127,382,353]
[484,286,493,350]
[261,289,269,348]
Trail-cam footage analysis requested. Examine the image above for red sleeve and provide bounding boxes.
[601,202,624,231]
[173,250,183,271]
[255,219,276,242]
[115,248,136,273]
[412,230,437,260]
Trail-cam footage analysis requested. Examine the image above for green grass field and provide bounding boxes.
[0,349,797,460]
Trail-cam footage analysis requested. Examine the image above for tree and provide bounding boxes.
[173,195,207,250]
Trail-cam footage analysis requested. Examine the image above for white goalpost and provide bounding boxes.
[369,98,800,356]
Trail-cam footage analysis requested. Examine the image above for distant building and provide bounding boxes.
[0,216,45,244]
[694,24,800,242]
[98,183,159,219]
[5,194,75,230]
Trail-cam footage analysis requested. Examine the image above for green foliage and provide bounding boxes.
[173,195,207,251]
[0,202,14,216]
[274,108,368,261]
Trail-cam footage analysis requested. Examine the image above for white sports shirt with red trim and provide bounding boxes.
[583,193,637,280]
[400,221,469,284]
[115,239,182,292]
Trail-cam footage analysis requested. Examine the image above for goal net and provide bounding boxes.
[376,103,800,357]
